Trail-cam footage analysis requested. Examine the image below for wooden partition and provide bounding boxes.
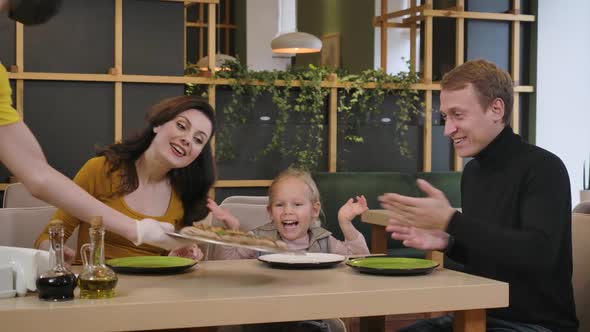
[373,0,535,172]
[2,0,536,200]
[1,0,216,191]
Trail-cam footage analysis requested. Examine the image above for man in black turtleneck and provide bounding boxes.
[379,59,578,332]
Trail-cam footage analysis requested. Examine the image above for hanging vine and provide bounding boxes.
[187,59,423,171]
[338,60,423,158]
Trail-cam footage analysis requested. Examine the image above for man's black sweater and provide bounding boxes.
[446,126,578,332]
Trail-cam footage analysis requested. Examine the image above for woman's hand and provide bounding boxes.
[135,219,192,250]
[168,244,204,261]
[206,198,240,230]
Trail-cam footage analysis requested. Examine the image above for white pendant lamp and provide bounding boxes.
[271,31,322,54]
[271,0,321,54]
[196,53,237,71]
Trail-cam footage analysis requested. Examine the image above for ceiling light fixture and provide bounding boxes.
[196,53,237,72]
[271,32,322,54]
[271,0,321,54]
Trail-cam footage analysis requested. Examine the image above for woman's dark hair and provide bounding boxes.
[97,95,216,226]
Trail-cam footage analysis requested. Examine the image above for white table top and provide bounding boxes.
[0,258,508,332]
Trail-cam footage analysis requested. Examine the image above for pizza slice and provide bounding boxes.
[180,224,288,251]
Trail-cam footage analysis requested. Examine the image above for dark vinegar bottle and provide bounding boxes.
[36,219,77,301]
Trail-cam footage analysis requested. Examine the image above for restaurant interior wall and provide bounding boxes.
[245,0,290,71]
[374,0,421,74]
[536,0,590,207]
[1,0,537,208]
[295,0,375,74]
[186,0,246,68]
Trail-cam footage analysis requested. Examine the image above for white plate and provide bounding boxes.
[258,253,345,268]
[167,232,286,253]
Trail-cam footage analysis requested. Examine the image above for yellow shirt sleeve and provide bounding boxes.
[34,157,109,249]
[0,64,20,126]
[34,156,186,261]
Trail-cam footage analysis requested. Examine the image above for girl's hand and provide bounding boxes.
[206,198,240,230]
[168,244,204,261]
[338,195,369,224]
[63,245,76,267]
[39,240,76,268]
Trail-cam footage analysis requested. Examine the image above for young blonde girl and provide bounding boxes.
[209,168,370,259]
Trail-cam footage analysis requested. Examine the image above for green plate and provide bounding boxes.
[106,256,197,274]
[346,257,439,276]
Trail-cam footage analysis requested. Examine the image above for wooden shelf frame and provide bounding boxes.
[2,72,536,93]
[373,4,535,26]
[184,0,236,66]
[2,0,536,193]
[374,0,535,173]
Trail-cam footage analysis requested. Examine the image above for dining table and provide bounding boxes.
[0,258,508,332]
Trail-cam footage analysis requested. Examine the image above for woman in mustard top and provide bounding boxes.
[35,95,216,263]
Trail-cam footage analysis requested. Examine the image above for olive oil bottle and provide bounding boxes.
[78,217,118,299]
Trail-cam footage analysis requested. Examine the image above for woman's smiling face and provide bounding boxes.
[152,109,213,169]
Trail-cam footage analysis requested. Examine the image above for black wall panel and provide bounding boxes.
[465,0,511,71]
[215,87,329,180]
[122,83,185,139]
[336,93,423,172]
[431,92,453,171]
[24,0,114,73]
[186,27,199,66]
[24,81,114,178]
[123,0,184,76]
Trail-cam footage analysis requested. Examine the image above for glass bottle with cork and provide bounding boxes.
[36,219,77,301]
[78,216,118,299]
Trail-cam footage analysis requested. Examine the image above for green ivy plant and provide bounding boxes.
[213,61,330,170]
[186,59,423,171]
[338,61,423,158]
[185,65,209,97]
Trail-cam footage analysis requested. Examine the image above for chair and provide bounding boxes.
[326,318,347,332]
[572,213,590,332]
[2,182,51,208]
[210,202,271,230]
[0,206,78,249]
[220,195,269,206]
[573,201,590,214]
